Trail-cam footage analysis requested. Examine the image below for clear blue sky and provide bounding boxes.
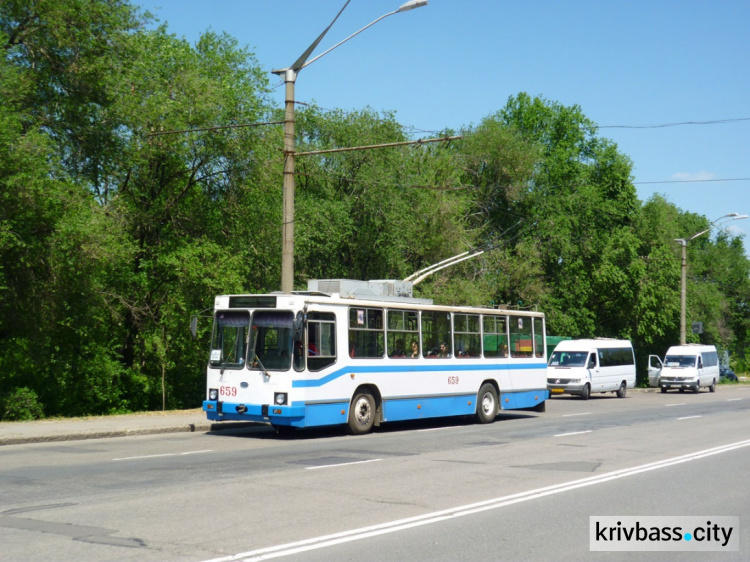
[139,0,750,242]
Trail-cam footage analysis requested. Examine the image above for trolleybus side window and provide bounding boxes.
[307,312,336,371]
[533,317,545,358]
[387,309,419,358]
[454,313,480,358]
[210,311,250,369]
[349,308,384,358]
[422,311,452,358]
[250,310,294,370]
[483,315,508,357]
[510,316,533,357]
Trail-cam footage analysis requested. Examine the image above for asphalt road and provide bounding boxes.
[1,386,748,561]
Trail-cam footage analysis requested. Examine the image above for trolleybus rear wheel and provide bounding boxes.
[475,383,498,424]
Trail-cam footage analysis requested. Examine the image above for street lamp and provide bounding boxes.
[272,0,429,292]
[675,212,748,344]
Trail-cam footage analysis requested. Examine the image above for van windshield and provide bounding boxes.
[665,355,697,368]
[549,351,589,367]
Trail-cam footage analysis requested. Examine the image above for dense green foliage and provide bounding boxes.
[1,1,748,419]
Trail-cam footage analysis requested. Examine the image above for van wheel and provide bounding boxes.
[709,379,716,393]
[580,384,590,400]
[616,382,627,398]
[661,386,667,393]
[693,384,700,394]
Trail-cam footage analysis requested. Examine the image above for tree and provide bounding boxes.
[294,106,471,286]
[479,94,640,340]
[96,27,276,409]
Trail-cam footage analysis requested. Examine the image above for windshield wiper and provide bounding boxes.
[219,350,235,376]
[254,354,270,378]
[247,326,270,378]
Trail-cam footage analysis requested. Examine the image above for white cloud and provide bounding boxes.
[670,170,719,182]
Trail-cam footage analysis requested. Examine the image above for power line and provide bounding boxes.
[598,117,750,129]
[146,121,283,137]
[634,177,750,185]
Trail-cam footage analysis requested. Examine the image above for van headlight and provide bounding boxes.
[209,388,218,401]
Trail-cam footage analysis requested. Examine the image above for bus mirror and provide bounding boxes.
[190,315,198,338]
[293,311,304,341]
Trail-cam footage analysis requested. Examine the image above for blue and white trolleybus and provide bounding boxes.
[202,279,548,434]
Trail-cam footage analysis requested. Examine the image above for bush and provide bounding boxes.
[0,387,46,421]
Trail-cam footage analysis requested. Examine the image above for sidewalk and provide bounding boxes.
[0,409,259,446]
[2,384,744,446]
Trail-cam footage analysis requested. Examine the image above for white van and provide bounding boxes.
[547,339,636,400]
[648,344,720,393]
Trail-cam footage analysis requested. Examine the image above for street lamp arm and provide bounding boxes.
[272,0,352,75]
[300,10,398,71]
[279,1,428,74]
[683,213,748,243]
[712,214,748,231]
[688,228,711,242]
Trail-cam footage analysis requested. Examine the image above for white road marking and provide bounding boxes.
[417,426,462,432]
[677,415,702,421]
[305,459,381,471]
[202,438,750,562]
[553,430,592,437]
[113,450,213,461]
[665,403,686,407]
[727,398,743,402]
[562,412,591,417]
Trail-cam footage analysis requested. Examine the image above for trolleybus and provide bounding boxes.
[202,279,548,434]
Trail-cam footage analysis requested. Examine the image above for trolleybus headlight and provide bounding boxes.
[209,388,218,401]
[274,392,287,406]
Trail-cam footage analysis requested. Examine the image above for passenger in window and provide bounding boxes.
[438,342,451,358]
[410,340,419,358]
[499,343,508,357]
[294,341,304,370]
[391,339,406,358]
[308,342,319,356]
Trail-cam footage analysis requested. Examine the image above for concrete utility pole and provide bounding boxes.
[675,212,747,344]
[272,1,428,293]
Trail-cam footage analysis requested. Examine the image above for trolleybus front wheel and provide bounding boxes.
[348,391,376,435]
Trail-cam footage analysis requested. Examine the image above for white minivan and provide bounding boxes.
[547,339,636,400]
[648,344,720,393]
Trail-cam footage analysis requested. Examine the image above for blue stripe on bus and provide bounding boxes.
[204,387,547,427]
[292,362,547,388]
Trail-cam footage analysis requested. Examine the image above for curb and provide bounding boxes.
[0,421,262,447]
